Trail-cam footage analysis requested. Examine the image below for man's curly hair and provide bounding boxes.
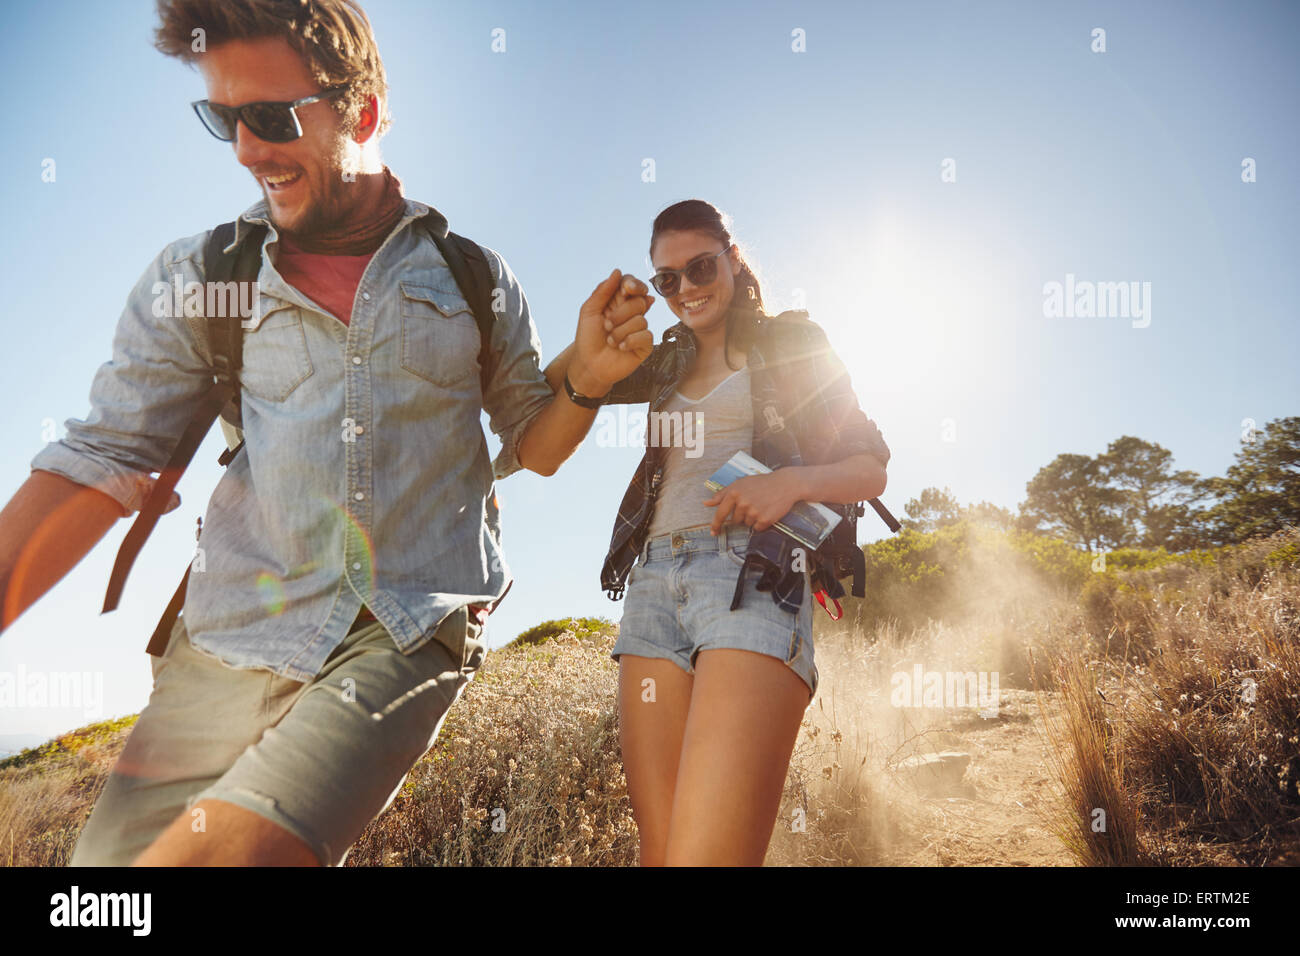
[154,0,390,138]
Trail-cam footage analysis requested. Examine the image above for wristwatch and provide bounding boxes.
[563,372,609,409]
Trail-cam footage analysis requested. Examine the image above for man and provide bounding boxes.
[0,0,653,866]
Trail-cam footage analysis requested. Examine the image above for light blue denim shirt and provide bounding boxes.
[30,197,554,681]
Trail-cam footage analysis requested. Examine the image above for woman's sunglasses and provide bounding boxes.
[191,86,348,143]
[649,245,733,297]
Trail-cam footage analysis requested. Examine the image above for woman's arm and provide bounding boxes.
[704,315,890,535]
[703,453,886,535]
[786,452,887,504]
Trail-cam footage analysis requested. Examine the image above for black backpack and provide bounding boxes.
[101,216,500,655]
[808,499,901,619]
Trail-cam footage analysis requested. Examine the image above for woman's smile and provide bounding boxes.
[680,293,713,317]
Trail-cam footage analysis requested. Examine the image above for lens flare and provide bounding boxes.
[256,572,286,616]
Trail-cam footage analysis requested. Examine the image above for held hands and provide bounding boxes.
[704,470,804,535]
[570,270,655,397]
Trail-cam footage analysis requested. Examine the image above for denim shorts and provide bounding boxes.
[611,523,818,700]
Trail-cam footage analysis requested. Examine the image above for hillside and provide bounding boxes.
[3,523,1297,866]
[0,627,1073,867]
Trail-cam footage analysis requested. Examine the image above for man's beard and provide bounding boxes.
[268,143,356,241]
[269,173,352,242]
[263,161,404,256]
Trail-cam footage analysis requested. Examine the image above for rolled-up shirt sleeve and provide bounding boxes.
[30,238,217,516]
[478,247,558,480]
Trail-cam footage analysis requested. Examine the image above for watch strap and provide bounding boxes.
[563,372,608,408]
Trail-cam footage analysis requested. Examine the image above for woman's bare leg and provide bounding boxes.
[617,655,694,866]
[663,648,809,866]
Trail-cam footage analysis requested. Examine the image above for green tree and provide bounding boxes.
[1018,454,1128,551]
[1098,435,1207,550]
[1196,416,1300,544]
[902,487,1016,533]
[901,486,961,532]
[963,500,1016,530]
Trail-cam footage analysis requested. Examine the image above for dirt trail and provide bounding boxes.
[882,689,1074,866]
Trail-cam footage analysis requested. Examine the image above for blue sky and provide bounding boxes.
[1,0,1297,744]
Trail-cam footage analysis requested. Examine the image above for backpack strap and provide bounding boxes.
[148,222,265,654]
[212,222,265,462]
[101,221,261,639]
[868,498,901,533]
[141,221,264,655]
[102,373,236,614]
[420,220,498,393]
[147,565,192,656]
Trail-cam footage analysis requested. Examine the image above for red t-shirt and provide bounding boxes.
[274,234,375,325]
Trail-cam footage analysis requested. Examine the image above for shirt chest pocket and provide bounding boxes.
[239,302,315,402]
[399,278,481,388]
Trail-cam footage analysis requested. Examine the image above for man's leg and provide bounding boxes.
[133,798,319,866]
[128,605,484,866]
[69,615,295,867]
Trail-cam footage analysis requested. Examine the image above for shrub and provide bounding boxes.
[508,616,614,649]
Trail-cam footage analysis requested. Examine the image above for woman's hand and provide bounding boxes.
[704,470,805,535]
[704,455,885,534]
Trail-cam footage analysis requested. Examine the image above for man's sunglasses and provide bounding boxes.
[191,86,348,143]
[649,245,734,297]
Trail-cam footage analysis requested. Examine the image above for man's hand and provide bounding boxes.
[568,270,655,397]
[704,470,805,535]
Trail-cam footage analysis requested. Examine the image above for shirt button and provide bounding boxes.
[352,355,362,365]
[352,562,361,571]
[354,425,364,435]
[354,492,365,501]
[361,292,371,301]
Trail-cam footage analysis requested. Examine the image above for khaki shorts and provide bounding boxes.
[69,606,485,866]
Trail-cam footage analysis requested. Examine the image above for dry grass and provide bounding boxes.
[1032,526,1300,866]
[348,621,914,866]
[1034,653,1145,865]
[3,529,1296,866]
[0,716,134,866]
[350,614,1017,867]
[346,626,636,866]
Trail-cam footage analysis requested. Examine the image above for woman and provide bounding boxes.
[549,199,889,865]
